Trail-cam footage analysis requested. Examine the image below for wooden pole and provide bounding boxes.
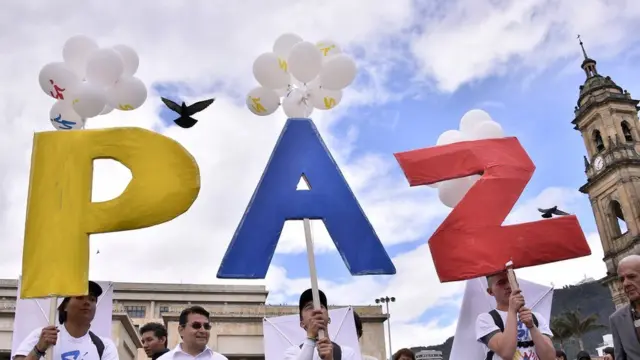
[303,218,326,339]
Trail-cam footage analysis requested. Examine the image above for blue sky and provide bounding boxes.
[6,0,640,351]
[151,39,639,316]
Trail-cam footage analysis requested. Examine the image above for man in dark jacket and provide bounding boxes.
[140,322,169,360]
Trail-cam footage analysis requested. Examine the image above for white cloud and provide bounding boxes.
[409,0,640,92]
[0,0,618,352]
[0,0,421,278]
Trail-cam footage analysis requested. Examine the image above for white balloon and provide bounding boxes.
[106,76,147,111]
[309,87,342,110]
[113,44,140,77]
[100,104,114,115]
[49,100,84,130]
[62,35,99,78]
[459,109,492,134]
[316,40,342,60]
[38,62,80,101]
[275,87,290,98]
[68,82,107,118]
[306,76,321,89]
[282,88,313,118]
[436,129,467,146]
[253,52,290,90]
[290,75,304,88]
[471,120,504,140]
[273,33,303,58]
[86,48,125,87]
[438,177,475,208]
[431,130,470,188]
[246,86,280,116]
[288,41,323,83]
[319,54,357,90]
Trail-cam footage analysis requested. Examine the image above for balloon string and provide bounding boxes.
[299,92,312,118]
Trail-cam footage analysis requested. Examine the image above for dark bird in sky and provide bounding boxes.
[538,206,570,218]
[161,97,215,128]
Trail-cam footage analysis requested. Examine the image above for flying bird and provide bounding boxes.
[537,206,570,219]
[161,97,215,129]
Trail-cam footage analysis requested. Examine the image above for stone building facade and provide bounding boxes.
[574,39,640,308]
[0,279,388,360]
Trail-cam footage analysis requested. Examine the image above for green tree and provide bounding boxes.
[550,317,573,351]
[555,310,606,350]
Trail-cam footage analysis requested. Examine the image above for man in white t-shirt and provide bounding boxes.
[475,271,555,360]
[283,289,358,360]
[13,281,118,360]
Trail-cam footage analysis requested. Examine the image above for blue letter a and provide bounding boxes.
[217,118,396,278]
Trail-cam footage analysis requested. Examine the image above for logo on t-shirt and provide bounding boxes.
[514,322,537,360]
[61,350,80,360]
[517,321,530,341]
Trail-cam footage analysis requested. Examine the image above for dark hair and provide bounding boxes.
[178,305,210,326]
[353,311,363,339]
[140,322,168,348]
[392,348,415,360]
[576,350,591,360]
[58,298,70,324]
[603,347,614,358]
[555,349,566,360]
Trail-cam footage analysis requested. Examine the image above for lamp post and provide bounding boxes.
[375,296,395,360]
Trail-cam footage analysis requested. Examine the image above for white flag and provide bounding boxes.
[263,307,363,360]
[11,277,114,357]
[449,277,554,359]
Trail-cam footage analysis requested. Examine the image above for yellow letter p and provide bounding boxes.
[20,127,200,298]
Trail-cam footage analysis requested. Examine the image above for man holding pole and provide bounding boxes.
[475,271,555,360]
[12,281,118,360]
[284,288,358,360]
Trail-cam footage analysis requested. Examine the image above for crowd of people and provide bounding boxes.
[10,253,640,360]
[10,285,387,360]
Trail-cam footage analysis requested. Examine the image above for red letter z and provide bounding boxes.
[394,137,591,282]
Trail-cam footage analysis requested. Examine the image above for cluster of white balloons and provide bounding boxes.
[246,33,357,118]
[432,109,505,208]
[38,35,148,130]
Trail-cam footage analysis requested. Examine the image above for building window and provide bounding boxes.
[125,305,146,318]
[159,306,169,314]
[593,130,605,152]
[610,200,628,236]
[622,121,633,142]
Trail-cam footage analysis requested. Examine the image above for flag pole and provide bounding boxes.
[45,297,57,360]
[303,218,326,339]
[505,260,519,292]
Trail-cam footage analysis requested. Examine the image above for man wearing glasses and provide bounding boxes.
[157,306,227,360]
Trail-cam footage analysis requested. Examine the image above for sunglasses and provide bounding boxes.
[188,322,211,330]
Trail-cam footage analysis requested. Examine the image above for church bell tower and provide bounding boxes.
[574,36,640,308]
